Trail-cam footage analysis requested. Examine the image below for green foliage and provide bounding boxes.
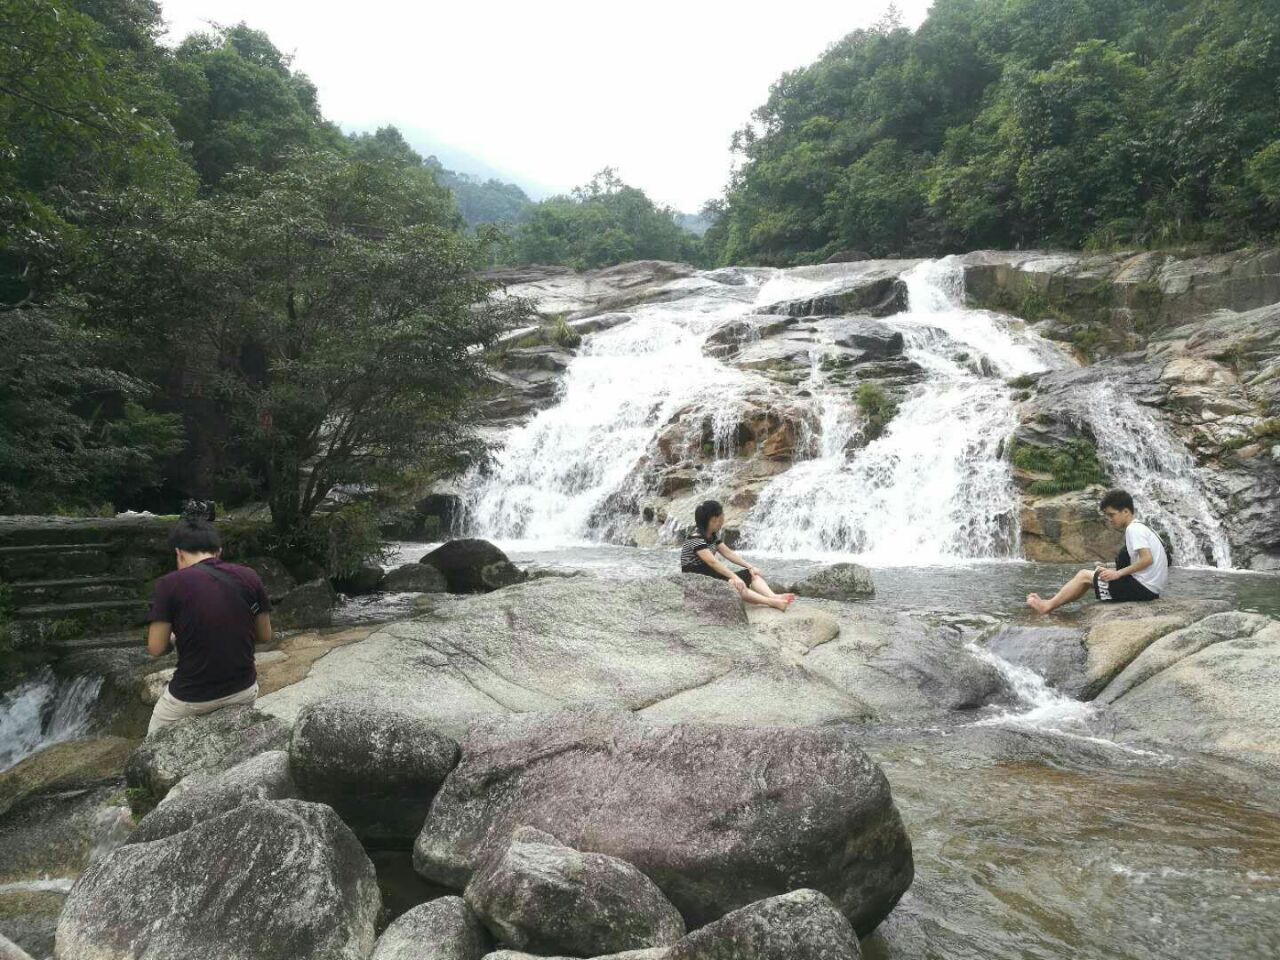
[1006,374,1036,389]
[0,6,534,544]
[713,0,1280,264]
[855,382,898,441]
[1011,438,1109,495]
[508,168,706,269]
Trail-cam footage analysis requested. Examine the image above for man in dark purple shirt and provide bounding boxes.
[146,504,274,734]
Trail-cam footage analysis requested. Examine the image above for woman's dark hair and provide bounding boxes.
[1099,489,1135,513]
[694,499,724,536]
[169,500,221,553]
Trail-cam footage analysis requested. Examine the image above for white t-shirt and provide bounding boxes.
[1125,521,1168,595]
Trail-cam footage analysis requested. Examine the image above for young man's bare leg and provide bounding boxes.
[1027,569,1094,614]
[731,578,792,611]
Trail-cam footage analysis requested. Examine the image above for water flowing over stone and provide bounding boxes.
[1072,382,1233,567]
[0,670,102,772]
[743,259,1060,561]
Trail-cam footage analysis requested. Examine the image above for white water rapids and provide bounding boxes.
[464,257,1235,568]
[0,669,102,771]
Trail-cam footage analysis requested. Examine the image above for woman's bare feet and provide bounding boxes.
[1026,593,1052,614]
[781,593,797,602]
[769,595,794,611]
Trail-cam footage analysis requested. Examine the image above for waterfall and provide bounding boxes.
[741,258,1062,562]
[0,669,103,771]
[1074,383,1233,568]
[464,285,766,542]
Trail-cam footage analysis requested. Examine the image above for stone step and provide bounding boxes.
[0,516,172,548]
[13,598,150,629]
[0,544,117,580]
[9,575,144,606]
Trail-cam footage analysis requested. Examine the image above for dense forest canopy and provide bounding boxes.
[0,0,529,537]
[706,0,1280,265]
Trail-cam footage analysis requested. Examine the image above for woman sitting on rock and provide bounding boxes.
[680,500,794,611]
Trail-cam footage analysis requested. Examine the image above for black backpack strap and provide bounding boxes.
[194,562,262,615]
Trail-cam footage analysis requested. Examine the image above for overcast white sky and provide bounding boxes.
[158,1,933,211]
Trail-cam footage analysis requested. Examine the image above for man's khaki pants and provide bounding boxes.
[147,682,259,735]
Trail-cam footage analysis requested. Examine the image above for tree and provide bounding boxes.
[73,152,531,530]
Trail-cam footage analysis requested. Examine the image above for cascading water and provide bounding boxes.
[1074,383,1233,568]
[464,284,764,542]
[0,668,102,771]
[742,258,1064,562]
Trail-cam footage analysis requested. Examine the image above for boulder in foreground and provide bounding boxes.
[465,827,685,956]
[56,799,380,960]
[415,708,912,936]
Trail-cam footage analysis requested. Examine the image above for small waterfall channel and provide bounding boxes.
[742,259,1065,561]
[0,668,102,771]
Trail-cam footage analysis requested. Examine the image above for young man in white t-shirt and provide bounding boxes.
[1027,489,1169,615]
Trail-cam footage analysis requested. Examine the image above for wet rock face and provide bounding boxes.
[381,562,448,593]
[465,827,686,956]
[414,707,913,937]
[55,800,381,960]
[421,539,528,594]
[123,706,289,811]
[762,275,909,319]
[371,896,491,960]
[289,700,460,846]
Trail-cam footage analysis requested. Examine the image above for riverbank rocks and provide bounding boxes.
[55,800,380,960]
[124,705,289,811]
[422,539,529,593]
[414,707,912,936]
[465,827,686,956]
[382,562,449,593]
[1098,613,1280,767]
[126,749,295,844]
[784,563,876,601]
[763,275,909,319]
[289,700,460,846]
[983,598,1230,700]
[372,896,490,960]
[1018,488,1120,563]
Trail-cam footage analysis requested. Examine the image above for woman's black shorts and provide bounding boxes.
[683,566,753,586]
[1093,570,1159,603]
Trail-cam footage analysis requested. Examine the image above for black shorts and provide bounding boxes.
[683,566,752,586]
[1093,570,1159,603]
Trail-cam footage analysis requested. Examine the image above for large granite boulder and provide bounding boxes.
[668,889,860,960]
[1018,489,1120,563]
[763,276,908,319]
[465,827,685,956]
[335,563,386,597]
[784,564,876,601]
[422,539,529,594]
[124,706,289,811]
[55,800,380,960]
[414,708,912,936]
[372,896,491,960]
[127,750,296,844]
[290,700,460,846]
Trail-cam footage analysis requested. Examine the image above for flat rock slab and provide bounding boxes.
[259,576,886,734]
[414,708,912,937]
[55,800,380,960]
[1100,617,1280,767]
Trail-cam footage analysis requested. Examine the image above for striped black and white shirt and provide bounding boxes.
[680,531,721,575]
